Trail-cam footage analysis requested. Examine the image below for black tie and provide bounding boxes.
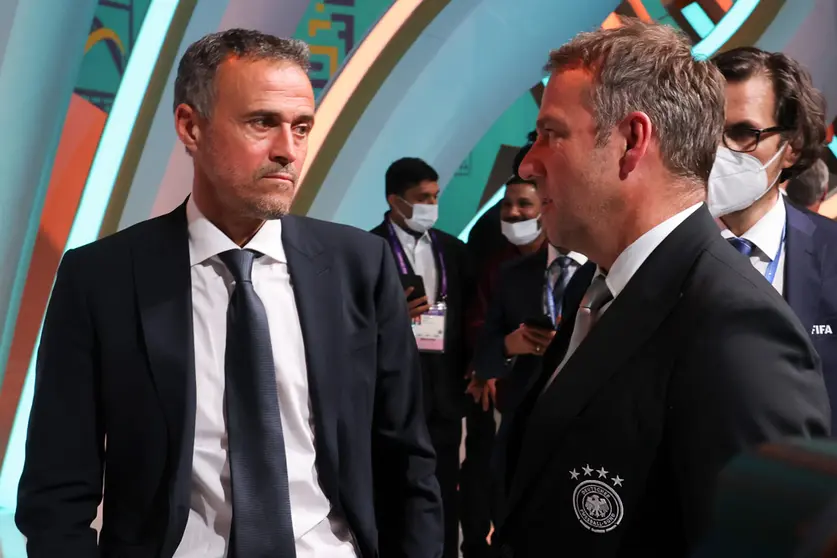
[219,249,296,558]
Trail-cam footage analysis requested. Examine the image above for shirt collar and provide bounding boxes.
[719,194,785,260]
[547,243,588,268]
[187,196,287,266]
[388,215,431,248]
[604,202,703,299]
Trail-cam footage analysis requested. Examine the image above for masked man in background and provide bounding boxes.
[709,47,837,431]
[371,157,475,558]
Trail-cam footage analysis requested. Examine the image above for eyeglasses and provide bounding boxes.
[723,124,788,153]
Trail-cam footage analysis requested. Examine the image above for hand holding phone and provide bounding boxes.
[504,318,556,356]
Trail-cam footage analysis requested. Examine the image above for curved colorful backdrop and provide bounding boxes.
[0,0,834,527]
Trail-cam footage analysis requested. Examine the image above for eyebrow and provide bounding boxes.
[243,110,315,124]
[536,116,570,135]
[725,118,769,129]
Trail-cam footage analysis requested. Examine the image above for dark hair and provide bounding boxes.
[174,28,311,117]
[713,47,826,181]
[506,174,537,187]
[385,158,439,198]
[786,159,829,206]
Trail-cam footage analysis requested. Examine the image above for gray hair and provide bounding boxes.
[174,28,311,117]
[546,18,725,184]
[786,159,830,206]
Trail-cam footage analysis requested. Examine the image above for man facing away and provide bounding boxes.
[708,47,837,433]
[16,29,443,558]
[494,20,830,558]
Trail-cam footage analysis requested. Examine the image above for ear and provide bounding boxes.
[617,111,652,180]
[781,139,801,170]
[386,193,399,210]
[174,103,202,155]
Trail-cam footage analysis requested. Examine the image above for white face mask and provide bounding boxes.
[399,199,438,234]
[501,217,542,246]
[707,144,787,218]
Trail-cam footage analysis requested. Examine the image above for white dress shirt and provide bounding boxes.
[174,198,357,558]
[390,218,439,304]
[720,194,786,295]
[543,203,703,391]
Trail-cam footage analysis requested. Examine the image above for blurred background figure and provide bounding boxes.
[786,159,830,212]
[693,438,837,558]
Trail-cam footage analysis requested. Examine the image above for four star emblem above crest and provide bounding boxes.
[570,469,580,480]
[612,475,624,487]
[582,464,594,476]
[597,467,609,479]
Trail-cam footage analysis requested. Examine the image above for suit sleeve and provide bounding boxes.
[16,249,104,558]
[668,299,830,546]
[473,267,512,381]
[371,237,444,558]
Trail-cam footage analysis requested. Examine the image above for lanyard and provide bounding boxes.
[386,221,448,299]
[763,223,786,285]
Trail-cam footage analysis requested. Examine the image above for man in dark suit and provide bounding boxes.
[708,48,837,432]
[494,21,831,558]
[16,29,442,558]
[370,157,473,558]
[461,175,585,558]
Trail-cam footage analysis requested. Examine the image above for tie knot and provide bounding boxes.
[219,249,259,283]
[727,237,755,257]
[581,275,613,312]
[550,255,573,271]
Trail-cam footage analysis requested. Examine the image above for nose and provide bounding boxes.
[269,125,298,165]
[518,149,538,181]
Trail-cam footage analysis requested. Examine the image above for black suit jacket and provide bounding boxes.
[494,205,830,558]
[370,220,474,428]
[17,204,443,558]
[784,199,837,433]
[473,247,579,413]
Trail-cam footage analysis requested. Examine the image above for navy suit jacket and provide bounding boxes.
[785,199,837,432]
[16,203,443,558]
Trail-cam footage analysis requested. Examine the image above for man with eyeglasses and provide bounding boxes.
[710,47,837,431]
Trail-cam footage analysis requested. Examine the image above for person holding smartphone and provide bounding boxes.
[370,157,475,558]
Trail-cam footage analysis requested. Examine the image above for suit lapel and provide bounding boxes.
[784,200,821,331]
[281,215,341,500]
[132,202,195,547]
[506,206,718,513]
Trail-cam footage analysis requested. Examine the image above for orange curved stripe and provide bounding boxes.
[86,27,125,54]
[0,95,107,461]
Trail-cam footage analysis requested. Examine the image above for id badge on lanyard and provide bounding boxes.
[412,301,446,353]
[387,221,448,353]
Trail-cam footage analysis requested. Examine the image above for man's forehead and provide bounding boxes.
[539,70,592,120]
[724,76,776,124]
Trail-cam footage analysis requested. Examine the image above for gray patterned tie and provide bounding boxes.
[219,249,296,558]
[542,274,613,393]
